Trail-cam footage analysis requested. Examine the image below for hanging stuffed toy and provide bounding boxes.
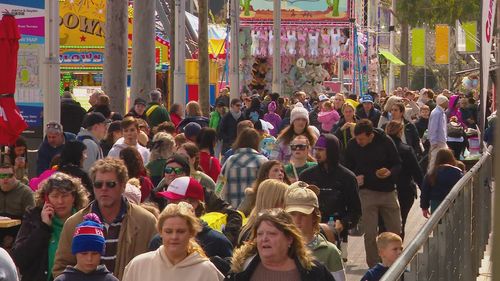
[259,27,269,57]
[280,30,288,56]
[297,28,307,57]
[320,28,331,56]
[330,28,341,56]
[287,28,297,56]
[308,29,319,58]
[268,29,274,56]
[251,29,261,57]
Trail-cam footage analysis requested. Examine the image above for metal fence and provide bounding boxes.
[381,147,493,281]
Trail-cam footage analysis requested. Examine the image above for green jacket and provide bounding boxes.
[145,102,170,128]
[0,181,34,218]
[308,234,345,274]
[209,111,222,130]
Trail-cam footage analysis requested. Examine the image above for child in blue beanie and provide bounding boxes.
[54,213,118,281]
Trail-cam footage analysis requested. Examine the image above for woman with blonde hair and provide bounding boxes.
[177,101,209,132]
[237,179,289,245]
[12,173,89,281]
[227,208,334,281]
[122,202,224,281]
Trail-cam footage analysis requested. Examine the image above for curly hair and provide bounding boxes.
[157,202,206,257]
[89,158,129,185]
[231,208,314,273]
[35,172,89,209]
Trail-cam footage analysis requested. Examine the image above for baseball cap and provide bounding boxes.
[134,98,147,106]
[285,182,320,215]
[318,94,329,102]
[82,112,108,128]
[360,94,374,103]
[158,176,205,202]
[184,122,202,139]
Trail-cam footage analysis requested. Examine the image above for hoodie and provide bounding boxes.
[122,246,224,281]
[77,128,103,172]
[107,137,150,164]
[300,134,362,228]
[54,265,118,281]
[263,101,282,137]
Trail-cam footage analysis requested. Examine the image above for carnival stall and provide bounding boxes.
[238,0,366,96]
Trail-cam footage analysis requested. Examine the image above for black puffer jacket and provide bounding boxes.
[300,134,361,228]
[11,207,51,281]
[60,99,87,134]
[225,255,335,281]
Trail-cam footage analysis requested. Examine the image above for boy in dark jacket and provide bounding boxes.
[361,232,402,281]
[54,213,118,281]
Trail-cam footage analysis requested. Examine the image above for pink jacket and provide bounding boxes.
[317,109,340,132]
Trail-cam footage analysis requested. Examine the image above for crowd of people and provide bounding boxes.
[0,85,494,281]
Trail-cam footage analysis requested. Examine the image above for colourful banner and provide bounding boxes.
[240,0,350,23]
[411,28,425,67]
[462,21,477,52]
[435,25,449,65]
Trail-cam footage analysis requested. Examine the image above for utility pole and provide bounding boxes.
[169,0,175,105]
[388,0,395,93]
[229,0,240,100]
[198,0,210,116]
[272,0,281,94]
[43,0,60,130]
[173,0,186,106]
[131,0,156,102]
[103,0,128,114]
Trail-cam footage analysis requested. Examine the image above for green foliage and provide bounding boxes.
[240,0,251,16]
[411,68,438,90]
[395,0,480,26]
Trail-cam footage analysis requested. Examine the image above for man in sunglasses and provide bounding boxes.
[300,134,362,263]
[284,135,317,182]
[0,163,34,248]
[53,158,157,280]
[36,122,76,176]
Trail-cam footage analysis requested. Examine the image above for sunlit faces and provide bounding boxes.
[47,132,64,148]
[314,147,327,163]
[289,211,314,236]
[122,125,139,145]
[342,106,355,120]
[0,167,15,190]
[47,189,75,219]
[268,164,285,181]
[163,162,187,185]
[379,241,403,266]
[161,216,193,260]
[290,137,309,160]
[75,252,101,274]
[256,221,293,261]
[93,171,124,209]
[390,105,404,120]
[355,132,374,147]
[292,117,308,134]
[134,103,147,116]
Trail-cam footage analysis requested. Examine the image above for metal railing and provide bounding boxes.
[381,147,493,281]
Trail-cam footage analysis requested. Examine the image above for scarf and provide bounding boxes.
[230,110,242,120]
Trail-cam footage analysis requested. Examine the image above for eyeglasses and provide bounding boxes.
[93,181,117,189]
[0,173,13,179]
[290,144,308,151]
[164,166,185,175]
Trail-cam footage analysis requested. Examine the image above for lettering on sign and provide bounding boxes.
[59,13,105,37]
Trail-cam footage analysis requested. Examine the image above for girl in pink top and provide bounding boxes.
[317,101,340,133]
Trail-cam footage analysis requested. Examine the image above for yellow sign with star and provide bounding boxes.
[59,0,169,65]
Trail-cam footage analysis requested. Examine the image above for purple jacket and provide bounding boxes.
[263,112,282,137]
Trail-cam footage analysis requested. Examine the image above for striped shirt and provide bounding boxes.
[91,197,128,274]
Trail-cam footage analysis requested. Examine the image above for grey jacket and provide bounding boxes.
[77,128,103,172]
[0,247,18,281]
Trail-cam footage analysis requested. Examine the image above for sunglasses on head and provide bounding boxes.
[164,166,184,175]
[93,181,117,189]
[0,173,13,179]
[290,144,308,151]
[46,123,62,130]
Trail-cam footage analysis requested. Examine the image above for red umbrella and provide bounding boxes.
[0,14,28,145]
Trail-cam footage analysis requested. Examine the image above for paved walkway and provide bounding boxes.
[345,197,427,281]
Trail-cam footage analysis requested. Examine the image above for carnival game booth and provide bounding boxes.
[58,0,170,108]
[239,0,358,96]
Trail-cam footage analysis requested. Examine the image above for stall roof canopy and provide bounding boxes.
[379,50,405,66]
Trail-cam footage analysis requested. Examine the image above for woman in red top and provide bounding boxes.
[196,127,221,182]
[169,103,183,127]
[119,146,154,202]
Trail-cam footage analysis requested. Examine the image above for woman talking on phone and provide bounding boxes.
[11,173,89,281]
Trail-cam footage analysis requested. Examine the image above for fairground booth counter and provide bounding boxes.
[237,0,370,96]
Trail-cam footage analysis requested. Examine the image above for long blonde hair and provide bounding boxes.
[231,208,314,273]
[238,179,289,243]
[157,202,206,257]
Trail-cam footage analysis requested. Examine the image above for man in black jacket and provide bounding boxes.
[219,98,246,153]
[60,92,87,134]
[345,119,402,268]
[300,134,362,261]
